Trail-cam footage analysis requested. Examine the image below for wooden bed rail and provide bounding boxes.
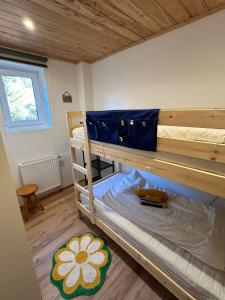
[159,109,225,128]
[157,137,225,164]
[70,136,225,164]
[67,108,225,130]
[91,143,225,198]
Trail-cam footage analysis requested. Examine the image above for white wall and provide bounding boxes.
[77,62,93,111]
[0,59,79,192]
[92,10,225,110]
[91,10,225,204]
[0,133,42,300]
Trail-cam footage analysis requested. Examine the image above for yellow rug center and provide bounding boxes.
[76,251,88,264]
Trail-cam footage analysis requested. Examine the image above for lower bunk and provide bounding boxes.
[78,172,225,300]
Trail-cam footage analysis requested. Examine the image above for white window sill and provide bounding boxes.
[5,123,52,133]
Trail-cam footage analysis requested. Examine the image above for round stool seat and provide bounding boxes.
[16,184,43,222]
[16,184,39,197]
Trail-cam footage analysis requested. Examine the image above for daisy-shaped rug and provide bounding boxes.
[50,232,111,299]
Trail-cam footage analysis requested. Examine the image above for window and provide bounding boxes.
[0,60,51,132]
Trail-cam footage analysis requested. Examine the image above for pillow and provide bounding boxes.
[101,170,146,203]
[113,170,146,193]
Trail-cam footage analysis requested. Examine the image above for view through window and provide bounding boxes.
[0,60,51,132]
[2,75,38,121]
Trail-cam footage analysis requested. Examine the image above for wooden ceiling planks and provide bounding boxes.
[0,9,109,58]
[54,0,140,42]
[131,0,176,29]
[179,0,208,16]
[205,0,225,9]
[79,0,152,38]
[107,0,163,33]
[4,0,127,48]
[0,13,108,57]
[154,0,191,23]
[0,0,224,63]
[29,0,137,43]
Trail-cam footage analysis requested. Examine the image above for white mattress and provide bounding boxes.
[80,173,225,300]
[73,125,225,178]
[73,125,225,144]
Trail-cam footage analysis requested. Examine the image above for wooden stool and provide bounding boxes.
[16,184,44,222]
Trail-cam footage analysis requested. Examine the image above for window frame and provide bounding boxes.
[0,60,51,132]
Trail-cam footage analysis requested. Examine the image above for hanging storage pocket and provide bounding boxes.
[118,119,129,147]
[97,120,118,144]
[86,109,160,152]
[137,118,158,151]
[86,120,98,140]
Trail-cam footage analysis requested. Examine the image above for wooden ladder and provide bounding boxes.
[70,113,95,224]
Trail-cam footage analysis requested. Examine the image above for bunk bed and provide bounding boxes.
[66,109,225,300]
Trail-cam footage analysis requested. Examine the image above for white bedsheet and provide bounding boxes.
[80,172,225,300]
[102,171,225,272]
[73,125,225,144]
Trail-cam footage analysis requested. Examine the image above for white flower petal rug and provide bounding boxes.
[50,232,111,299]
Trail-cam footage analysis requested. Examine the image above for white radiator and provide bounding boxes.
[19,155,62,194]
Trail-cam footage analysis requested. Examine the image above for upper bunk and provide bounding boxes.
[66,109,225,199]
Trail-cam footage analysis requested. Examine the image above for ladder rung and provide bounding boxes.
[73,163,87,175]
[75,183,89,196]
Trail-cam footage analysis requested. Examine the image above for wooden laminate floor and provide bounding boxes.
[25,187,176,300]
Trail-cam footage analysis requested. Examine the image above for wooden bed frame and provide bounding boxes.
[66,109,225,300]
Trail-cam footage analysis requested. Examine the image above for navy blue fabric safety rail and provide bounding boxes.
[86,109,160,152]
